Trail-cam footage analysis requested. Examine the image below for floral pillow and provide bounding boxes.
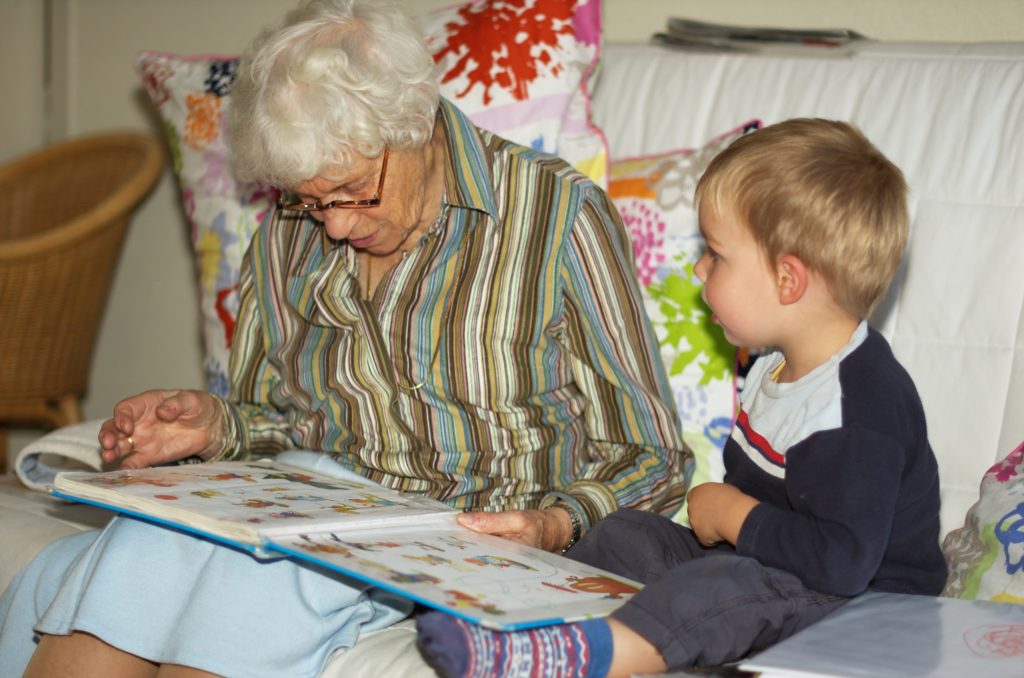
[942,441,1024,604]
[136,0,605,396]
[608,120,761,503]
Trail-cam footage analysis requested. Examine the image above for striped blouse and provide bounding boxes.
[215,99,692,530]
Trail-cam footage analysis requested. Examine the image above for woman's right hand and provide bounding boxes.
[98,389,225,469]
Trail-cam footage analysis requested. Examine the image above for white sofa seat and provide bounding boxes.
[0,478,111,593]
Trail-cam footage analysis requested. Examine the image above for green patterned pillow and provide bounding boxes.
[609,121,760,516]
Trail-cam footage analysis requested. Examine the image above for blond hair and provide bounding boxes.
[695,118,908,319]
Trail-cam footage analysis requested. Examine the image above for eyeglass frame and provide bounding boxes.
[276,149,389,212]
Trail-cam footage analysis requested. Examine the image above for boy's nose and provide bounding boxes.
[694,253,709,281]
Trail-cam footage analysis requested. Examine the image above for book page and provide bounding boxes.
[268,523,641,630]
[53,460,456,547]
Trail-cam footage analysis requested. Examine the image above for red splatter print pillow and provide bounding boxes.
[420,0,606,185]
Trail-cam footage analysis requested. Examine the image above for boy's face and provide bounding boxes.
[694,203,782,349]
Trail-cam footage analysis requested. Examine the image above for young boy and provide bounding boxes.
[416,118,948,678]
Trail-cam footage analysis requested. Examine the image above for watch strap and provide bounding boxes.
[556,501,584,553]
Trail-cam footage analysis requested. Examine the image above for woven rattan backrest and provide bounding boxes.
[0,132,163,402]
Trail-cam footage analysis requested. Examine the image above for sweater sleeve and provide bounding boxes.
[736,426,906,596]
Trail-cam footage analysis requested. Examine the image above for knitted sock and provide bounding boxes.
[416,612,613,678]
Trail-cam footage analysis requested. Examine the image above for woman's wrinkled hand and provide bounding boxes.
[97,389,225,469]
[456,507,573,552]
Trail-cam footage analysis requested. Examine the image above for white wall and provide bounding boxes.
[3,0,1024,463]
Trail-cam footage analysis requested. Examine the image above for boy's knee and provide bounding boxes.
[669,556,807,605]
[568,509,698,582]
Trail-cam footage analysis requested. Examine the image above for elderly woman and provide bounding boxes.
[0,0,689,675]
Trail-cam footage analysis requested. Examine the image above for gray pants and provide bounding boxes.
[566,509,847,670]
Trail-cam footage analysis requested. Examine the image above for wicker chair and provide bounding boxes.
[0,132,163,473]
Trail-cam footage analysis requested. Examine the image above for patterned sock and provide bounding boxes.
[416,612,613,678]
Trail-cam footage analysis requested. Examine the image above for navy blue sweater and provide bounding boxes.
[725,325,947,597]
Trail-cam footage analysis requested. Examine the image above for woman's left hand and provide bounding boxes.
[456,508,572,552]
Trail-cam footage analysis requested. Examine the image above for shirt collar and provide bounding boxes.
[435,97,500,224]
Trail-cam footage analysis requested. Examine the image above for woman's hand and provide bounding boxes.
[456,507,573,552]
[686,482,760,547]
[97,389,225,469]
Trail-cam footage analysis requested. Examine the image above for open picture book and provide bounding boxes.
[50,458,640,631]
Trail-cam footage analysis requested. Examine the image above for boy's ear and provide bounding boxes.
[776,255,809,305]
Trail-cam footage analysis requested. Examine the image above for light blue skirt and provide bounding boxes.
[0,460,416,677]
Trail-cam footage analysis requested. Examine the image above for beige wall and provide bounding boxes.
[602,0,1024,43]
[0,0,46,162]
[3,0,1023,461]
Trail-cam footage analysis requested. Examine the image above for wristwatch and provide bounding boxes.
[555,501,584,553]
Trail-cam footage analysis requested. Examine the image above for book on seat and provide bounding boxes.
[738,590,1024,678]
[50,458,639,631]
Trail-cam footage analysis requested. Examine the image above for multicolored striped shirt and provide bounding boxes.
[215,99,691,529]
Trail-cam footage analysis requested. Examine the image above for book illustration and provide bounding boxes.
[551,575,639,598]
[53,460,458,546]
[963,623,1024,659]
[52,458,639,630]
[269,525,641,629]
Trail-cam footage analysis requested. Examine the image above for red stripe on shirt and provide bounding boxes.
[736,409,785,468]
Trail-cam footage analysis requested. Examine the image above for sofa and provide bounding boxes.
[1,5,1023,674]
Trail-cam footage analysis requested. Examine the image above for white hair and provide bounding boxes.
[229,0,440,187]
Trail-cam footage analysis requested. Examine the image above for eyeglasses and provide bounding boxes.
[277,149,389,212]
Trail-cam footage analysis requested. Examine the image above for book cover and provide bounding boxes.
[739,591,1024,677]
[51,459,641,630]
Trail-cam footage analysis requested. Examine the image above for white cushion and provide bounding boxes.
[0,478,111,592]
[591,42,1024,538]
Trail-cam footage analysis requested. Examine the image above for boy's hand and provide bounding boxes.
[687,482,760,547]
